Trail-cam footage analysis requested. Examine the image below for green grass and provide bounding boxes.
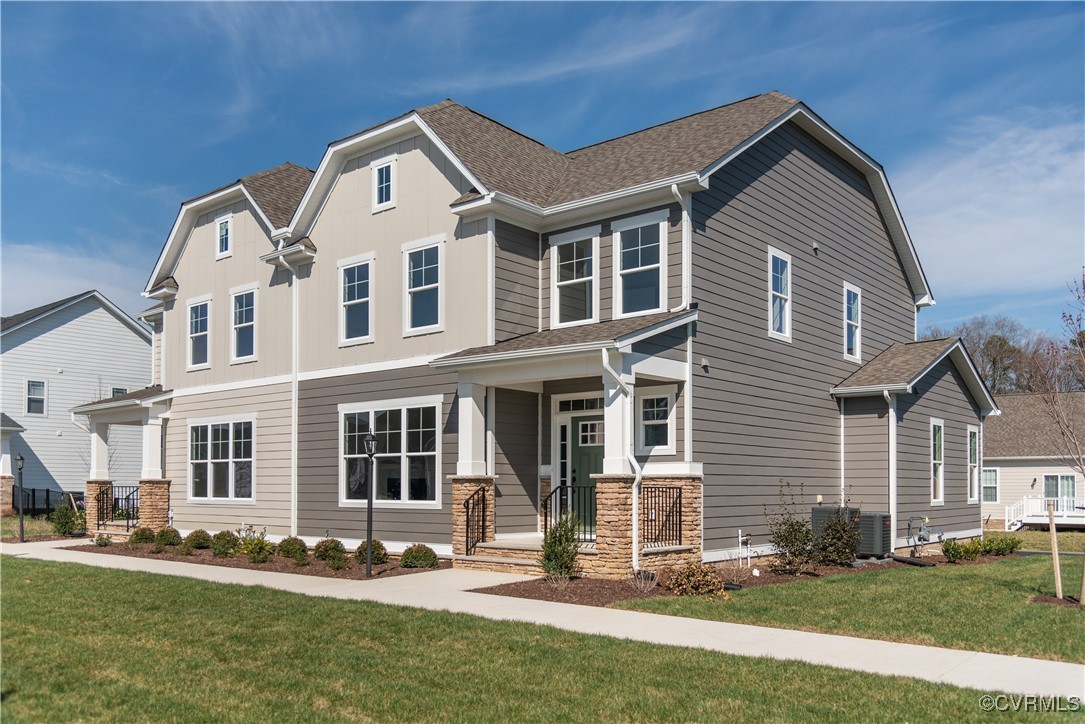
[617,555,1084,663]
[1002,529,1085,553]
[0,514,53,539]
[0,557,1035,723]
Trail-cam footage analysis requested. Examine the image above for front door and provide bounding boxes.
[567,414,602,530]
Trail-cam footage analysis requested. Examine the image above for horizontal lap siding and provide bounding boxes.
[493,388,539,532]
[494,221,539,342]
[843,396,890,512]
[631,327,687,361]
[980,460,1078,521]
[895,359,982,538]
[297,366,457,544]
[691,121,916,552]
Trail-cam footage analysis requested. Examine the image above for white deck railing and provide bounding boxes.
[1004,495,1085,531]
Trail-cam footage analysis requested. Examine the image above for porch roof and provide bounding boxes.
[72,385,172,415]
[432,310,696,367]
[0,412,25,433]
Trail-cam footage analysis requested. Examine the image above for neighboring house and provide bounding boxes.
[74,92,996,574]
[1,291,152,500]
[982,393,1084,530]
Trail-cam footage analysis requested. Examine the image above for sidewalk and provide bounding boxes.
[4,538,1082,699]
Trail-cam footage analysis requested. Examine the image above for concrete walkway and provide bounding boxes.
[4,539,1082,699]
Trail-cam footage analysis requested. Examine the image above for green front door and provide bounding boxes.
[568,414,603,531]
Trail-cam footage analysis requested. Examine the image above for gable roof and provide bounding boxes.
[985,393,1085,459]
[0,412,25,432]
[1,290,150,342]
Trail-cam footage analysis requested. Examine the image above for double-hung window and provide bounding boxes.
[216,214,232,259]
[981,468,999,503]
[551,226,599,327]
[844,283,861,361]
[188,299,210,369]
[930,418,944,504]
[1043,474,1077,503]
[613,210,667,317]
[967,426,980,503]
[635,386,676,455]
[231,287,256,362]
[339,254,373,344]
[767,246,792,341]
[189,420,254,500]
[340,397,441,506]
[26,380,46,415]
[404,238,442,334]
[372,156,396,212]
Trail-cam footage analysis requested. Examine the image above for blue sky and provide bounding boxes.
[2,2,1082,336]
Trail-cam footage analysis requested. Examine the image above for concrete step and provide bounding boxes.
[451,554,545,576]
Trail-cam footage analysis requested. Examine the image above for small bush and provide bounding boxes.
[313,538,346,561]
[184,529,213,550]
[94,534,111,547]
[325,554,349,570]
[539,511,580,578]
[277,536,309,565]
[400,543,439,569]
[211,530,240,557]
[943,537,985,563]
[355,539,389,565]
[128,527,155,545]
[238,528,275,564]
[982,536,1022,556]
[765,481,816,575]
[149,541,166,555]
[50,505,85,535]
[155,527,183,547]
[664,563,723,596]
[178,541,194,556]
[959,539,984,561]
[815,507,861,566]
[942,538,963,563]
[628,569,658,594]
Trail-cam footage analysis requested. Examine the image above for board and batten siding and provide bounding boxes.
[493,388,540,532]
[1,297,150,492]
[296,365,458,545]
[842,396,890,512]
[895,358,983,539]
[164,382,292,535]
[690,121,917,552]
[494,220,540,341]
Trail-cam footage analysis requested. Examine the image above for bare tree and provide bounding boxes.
[922,314,1051,394]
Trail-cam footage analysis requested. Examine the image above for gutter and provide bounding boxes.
[600,349,643,572]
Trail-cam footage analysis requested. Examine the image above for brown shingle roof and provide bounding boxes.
[241,162,315,229]
[834,339,957,390]
[985,393,1085,458]
[73,385,170,413]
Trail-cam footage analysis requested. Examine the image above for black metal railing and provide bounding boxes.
[13,487,67,517]
[641,485,682,548]
[541,484,597,543]
[464,486,486,555]
[97,485,140,532]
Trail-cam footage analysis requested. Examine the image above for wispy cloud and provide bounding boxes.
[3,151,180,203]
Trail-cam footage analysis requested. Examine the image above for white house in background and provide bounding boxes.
[0,291,151,494]
[982,392,1085,530]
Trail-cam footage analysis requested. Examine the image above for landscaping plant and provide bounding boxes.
[183,529,213,549]
[539,511,580,580]
[276,536,309,565]
[400,543,439,569]
[94,534,111,547]
[355,539,389,565]
[664,563,724,596]
[49,505,85,536]
[211,530,241,557]
[155,527,183,547]
[765,481,816,575]
[128,527,156,546]
[314,537,349,569]
[238,528,275,564]
[815,505,861,565]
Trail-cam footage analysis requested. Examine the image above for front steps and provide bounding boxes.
[451,539,600,576]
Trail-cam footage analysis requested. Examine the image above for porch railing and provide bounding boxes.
[541,485,596,544]
[97,485,140,532]
[464,486,486,555]
[641,485,682,548]
[1005,494,1085,531]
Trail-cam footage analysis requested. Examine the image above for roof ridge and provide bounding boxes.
[1,290,96,329]
[426,101,569,160]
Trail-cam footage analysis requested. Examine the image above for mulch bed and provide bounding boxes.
[1030,595,1083,609]
[69,543,451,580]
[1,534,88,544]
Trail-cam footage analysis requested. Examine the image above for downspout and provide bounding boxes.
[277,255,300,537]
[885,390,898,550]
[669,183,691,312]
[600,349,643,572]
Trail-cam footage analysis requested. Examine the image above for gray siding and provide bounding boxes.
[842,396,889,512]
[690,121,917,551]
[494,220,540,341]
[631,327,687,361]
[493,388,539,532]
[895,358,982,538]
[297,366,458,544]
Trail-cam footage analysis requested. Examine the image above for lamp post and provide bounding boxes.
[15,453,25,543]
[363,431,377,578]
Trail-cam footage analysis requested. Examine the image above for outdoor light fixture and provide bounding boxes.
[15,453,25,543]
[363,431,378,578]
[363,431,378,458]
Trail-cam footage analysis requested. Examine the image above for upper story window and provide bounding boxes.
[231,287,256,363]
[403,237,443,335]
[216,214,232,259]
[26,380,46,415]
[189,420,253,501]
[550,225,599,328]
[967,426,980,503]
[981,468,999,503]
[111,387,128,397]
[339,254,374,345]
[635,385,677,455]
[767,246,791,342]
[844,283,861,362]
[188,298,211,370]
[613,210,668,317]
[930,418,944,505]
[372,156,396,212]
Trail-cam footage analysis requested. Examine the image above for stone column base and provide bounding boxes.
[585,474,636,580]
[638,475,703,573]
[450,475,496,555]
[138,479,171,532]
[85,480,113,530]
[1,475,13,516]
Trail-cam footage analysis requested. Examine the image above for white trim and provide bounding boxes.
[214,213,233,260]
[172,375,291,398]
[641,461,702,476]
[634,384,677,456]
[930,417,945,505]
[548,224,601,247]
[186,296,212,371]
[888,393,898,543]
[839,397,846,502]
[684,321,693,463]
[0,290,151,342]
[981,466,1000,505]
[549,226,600,329]
[229,284,258,365]
[702,543,776,563]
[612,211,668,319]
[967,424,980,504]
[767,245,792,343]
[371,154,397,213]
[338,254,375,347]
[186,416,257,503]
[25,378,47,416]
[609,208,669,234]
[486,214,496,347]
[843,282,861,363]
[402,235,445,337]
[894,527,982,550]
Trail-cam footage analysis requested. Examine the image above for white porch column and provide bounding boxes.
[0,433,12,477]
[141,415,164,480]
[90,422,110,480]
[457,382,487,475]
[603,374,630,474]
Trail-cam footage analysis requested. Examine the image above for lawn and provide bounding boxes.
[0,557,1028,723]
[617,555,1084,663]
[0,514,53,539]
[1001,529,1085,553]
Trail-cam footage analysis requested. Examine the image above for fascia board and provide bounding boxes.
[615,310,698,349]
[430,340,613,369]
[831,383,911,397]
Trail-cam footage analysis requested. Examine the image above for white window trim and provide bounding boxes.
[186,415,257,504]
[229,283,258,365]
[337,394,444,510]
[767,245,792,343]
[981,467,1000,505]
[930,417,945,506]
[371,155,397,213]
[967,425,980,504]
[25,379,47,416]
[612,209,669,320]
[215,213,233,260]
[843,282,861,363]
[402,235,445,337]
[186,295,212,372]
[550,225,601,329]
[635,384,677,456]
[338,252,376,347]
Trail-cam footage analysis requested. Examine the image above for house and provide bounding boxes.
[1,291,151,511]
[982,392,1084,530]
[73,92,996,575]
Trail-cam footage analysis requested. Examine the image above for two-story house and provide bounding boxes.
[74,92,997,576]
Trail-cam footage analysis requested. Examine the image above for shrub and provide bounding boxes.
[765,482,816,575]
[815,506,861,566]
[94,534,111,547]
[664,563,723,596]
[178,541,194,556]
[184,529,213,550]
[237,528,275,563]
[211,530,240,557]
[628,569,658,594]
[277,536,309,565]
[128,527,155,545]
[355,539,389,565]
[325,554,349,570]
[313,537,346,561]
[942,538,963,563]
[982,536,1022,556]
[149,541,166,554]
[959,539,984,561]
[50,505,85,535]
[539,511,580,578]
[400,543,439,569]
[943,537,985,563]
[155,527,183,547]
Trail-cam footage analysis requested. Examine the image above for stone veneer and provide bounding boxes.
[138,479,171,532]
[450,475,496,555]
[1,475,13,516]
[85,480,113,530]
[637,476,703,573]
